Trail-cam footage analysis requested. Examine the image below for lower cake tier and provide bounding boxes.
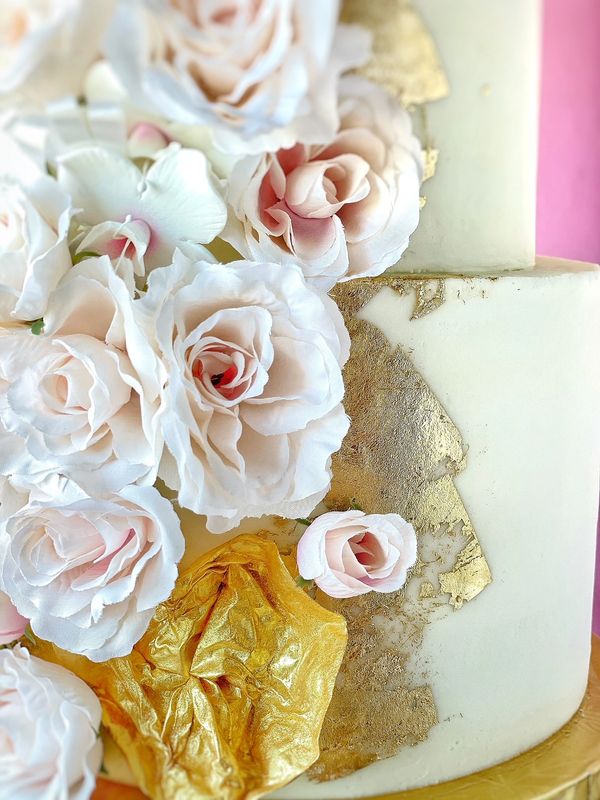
[174,257,600,798]
[97,635,600,800]
[96,259,600,798]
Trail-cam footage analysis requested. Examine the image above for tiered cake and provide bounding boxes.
[0,2,598,799]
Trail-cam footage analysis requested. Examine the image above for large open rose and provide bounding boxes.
[140,253,350,533]
[0,0,114,109]
[0,171,73,322]
[224,76,423,289]
[0,645,101,799]
[0,483,184,661]
[0,257,162,493]
[105,0,371,153]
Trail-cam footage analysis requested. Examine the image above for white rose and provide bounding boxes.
[0,0,114,109]
[57,143,227,281]
[0,645,102,800]
[0,172,74,322]
[223,76,423,290]
[140,253,350,533]
[104,0,371,153]
[297,510,418,598]
[0,484,184,662]
[0,257,163,493]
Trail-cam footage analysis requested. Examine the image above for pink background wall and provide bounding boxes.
[537,0,600,634]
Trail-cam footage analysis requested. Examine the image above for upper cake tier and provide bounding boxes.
[400,0,541,273]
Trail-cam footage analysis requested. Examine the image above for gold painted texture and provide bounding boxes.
[34,535,348,800]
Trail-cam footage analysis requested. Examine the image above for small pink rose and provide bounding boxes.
[297,510,417,599]
[128,122,171,159]
[0,590,28,645]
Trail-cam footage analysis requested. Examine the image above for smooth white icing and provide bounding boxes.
[401,0,541,273]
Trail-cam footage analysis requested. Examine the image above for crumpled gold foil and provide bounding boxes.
[33,535,348,800]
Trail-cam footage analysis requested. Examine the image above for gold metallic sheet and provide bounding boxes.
[33,535,348,800]
[306,278,492,780]
[92,636,600,800]
[341,0,449,107]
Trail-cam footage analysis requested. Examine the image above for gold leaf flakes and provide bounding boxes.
[308,277,492,781]
[341,0,450,107]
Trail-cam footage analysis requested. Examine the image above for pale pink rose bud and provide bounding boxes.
[128,122,171,158]
[0,590,28,645]
[297,510,417,599]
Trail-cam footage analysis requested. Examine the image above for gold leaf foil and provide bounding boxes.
[308,277,492,780]
[93,637,600,800]
[33,535,347,800]
[422,146,440,183]
[341,0,450,107]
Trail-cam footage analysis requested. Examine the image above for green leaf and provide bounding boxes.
[349,501,364,512]
[30,319,44,336]
[73,250,100,264]
[294,517,312,527]
[22,627,37,646]
[295,576,314,590]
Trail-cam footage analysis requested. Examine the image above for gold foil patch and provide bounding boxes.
[33,535,348,800]
[341,0,450,107]
[307,277,492,780]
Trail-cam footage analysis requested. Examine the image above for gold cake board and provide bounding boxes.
[93,636,600,800]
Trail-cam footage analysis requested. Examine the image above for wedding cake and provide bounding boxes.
[0,1,598,799]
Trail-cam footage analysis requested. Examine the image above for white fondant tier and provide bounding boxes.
[403,0,541,273]
[170,259,600,797]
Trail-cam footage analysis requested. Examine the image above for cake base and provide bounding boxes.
[93,635,600,800]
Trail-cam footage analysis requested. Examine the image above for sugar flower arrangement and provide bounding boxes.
[0,1,422,798]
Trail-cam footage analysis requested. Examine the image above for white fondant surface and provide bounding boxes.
[401,0,541,272]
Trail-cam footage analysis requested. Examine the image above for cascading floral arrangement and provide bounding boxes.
[0,2,423,798]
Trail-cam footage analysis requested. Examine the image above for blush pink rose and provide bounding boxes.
[297,509,417,599]
[105,0,371,153]
[0,645,102,800]
[0,257,163,494]
[141,253,350,533]
[0,482,184,662]
[224,76,423,289]
[0,590,27,645]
